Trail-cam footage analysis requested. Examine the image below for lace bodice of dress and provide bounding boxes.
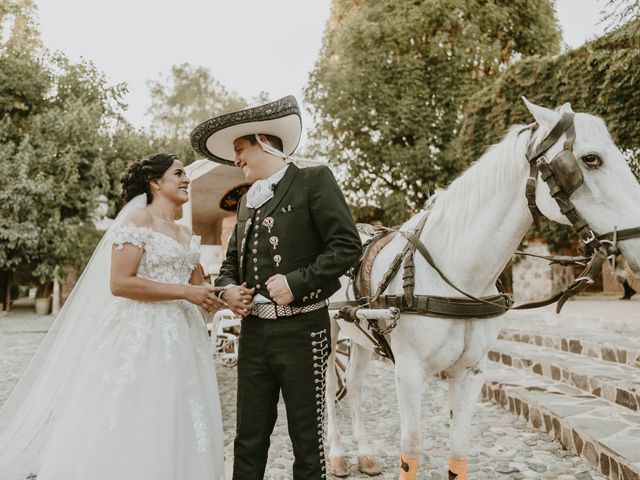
[109,223,201,284]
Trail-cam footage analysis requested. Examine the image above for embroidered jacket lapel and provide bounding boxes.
[262,164,299,218]
[237,197,254,279]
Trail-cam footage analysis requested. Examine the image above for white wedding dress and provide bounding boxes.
[0,196,224,480]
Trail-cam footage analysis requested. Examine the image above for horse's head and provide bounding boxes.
[523,98,640,275]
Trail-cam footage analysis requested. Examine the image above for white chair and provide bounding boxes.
[208,309,241,367]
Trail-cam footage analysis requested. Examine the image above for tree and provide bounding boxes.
[0,54,131,291]
[452,16,640,180]
[102,124,163,212]
[147,64,250,164]
[0,0,41,52]
[603,0,640,30]
[305,0,561,224]
[0,1,137,300]
[0,0,48,141]
[0,2,207,309]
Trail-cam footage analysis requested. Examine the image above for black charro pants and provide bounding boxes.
[232,308,331,480]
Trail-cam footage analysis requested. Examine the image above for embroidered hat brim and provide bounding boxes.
[190,95,302,167]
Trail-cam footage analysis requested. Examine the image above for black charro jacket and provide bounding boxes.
[215,164,362,307]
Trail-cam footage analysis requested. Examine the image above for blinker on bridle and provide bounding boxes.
[524,112,640,254]
[334,110,640,330]
[521,112,640,310]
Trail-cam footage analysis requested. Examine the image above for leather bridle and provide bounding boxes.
[333,111,640,361]
[524,112,640,256]
[520,112,640,310]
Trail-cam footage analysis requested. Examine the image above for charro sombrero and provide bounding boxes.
[190,95,302,167]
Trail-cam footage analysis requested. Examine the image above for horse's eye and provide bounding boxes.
[581,153,602,169]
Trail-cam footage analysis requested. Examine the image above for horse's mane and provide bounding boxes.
[425,125,532,254]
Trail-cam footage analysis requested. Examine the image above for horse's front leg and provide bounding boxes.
[345,342,381,475]
[395,354,425,480]
[326,318,350,477]
[445,357,487,480]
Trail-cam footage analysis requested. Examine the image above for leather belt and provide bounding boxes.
[251,300,329,319]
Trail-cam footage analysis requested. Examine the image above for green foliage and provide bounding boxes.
[532,222,576,254]
[602,0,640,31]
[102,124,164,213]
[0,5,254,291]
[305,0,561,224]
[0,0,41,52]
[0,55,127,284]
[0,1,142,288]
[67,224,105,272]
[451,15,640,250]
[147,63,253,165]
[452,17,640,177]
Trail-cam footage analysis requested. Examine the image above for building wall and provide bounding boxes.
[602,262,640,293]
[512,240,575,302]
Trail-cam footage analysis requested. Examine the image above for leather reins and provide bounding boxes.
[338,113,640,318]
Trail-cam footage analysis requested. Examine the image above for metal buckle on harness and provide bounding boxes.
[603,226,619,271]
[582,230,597,246]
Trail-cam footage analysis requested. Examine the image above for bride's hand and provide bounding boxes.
[183,285,227,313]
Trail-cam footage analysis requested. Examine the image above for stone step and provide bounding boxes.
[498,326,640,368]
[488,339,640,412]
[483,362,640,480]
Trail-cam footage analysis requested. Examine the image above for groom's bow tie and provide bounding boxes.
[245,164,289,209]
[246,179,278,209]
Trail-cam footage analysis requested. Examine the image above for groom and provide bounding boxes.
[191,96,362,480]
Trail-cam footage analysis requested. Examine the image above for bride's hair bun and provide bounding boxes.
[120,153,177,203]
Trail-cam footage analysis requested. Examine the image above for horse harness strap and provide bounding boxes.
[375,293,511,319]
[526,114,574,232]
[335,112,640,361]
[336,215,513,362]
[353,227,398,300]
[598,227,640,243]
[520,112,640,309]
[370,213,430,307]
[347,227,399,362]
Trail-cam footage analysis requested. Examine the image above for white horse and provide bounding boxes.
[325,98,640,479]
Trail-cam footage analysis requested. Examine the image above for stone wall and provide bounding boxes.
[601,262,640,294]
[512,240,575,302]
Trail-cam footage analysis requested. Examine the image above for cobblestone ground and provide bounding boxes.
[1,310,605,480]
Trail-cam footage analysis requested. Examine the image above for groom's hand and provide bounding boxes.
[221,283,255,317]
[265,274,294,305]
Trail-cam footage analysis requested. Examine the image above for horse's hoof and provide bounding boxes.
[329,456,350,477]
[358,455,382,476]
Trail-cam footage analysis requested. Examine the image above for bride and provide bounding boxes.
[0,153,226,479]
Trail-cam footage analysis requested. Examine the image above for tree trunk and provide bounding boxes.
[1,271,11,313]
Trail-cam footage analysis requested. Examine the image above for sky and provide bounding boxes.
[32,0,609,146]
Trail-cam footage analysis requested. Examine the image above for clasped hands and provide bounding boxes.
[184,285,228,313]
[223,275,294,317]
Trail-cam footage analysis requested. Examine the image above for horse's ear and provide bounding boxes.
[559,102,574,114]
[521,96,561,131]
